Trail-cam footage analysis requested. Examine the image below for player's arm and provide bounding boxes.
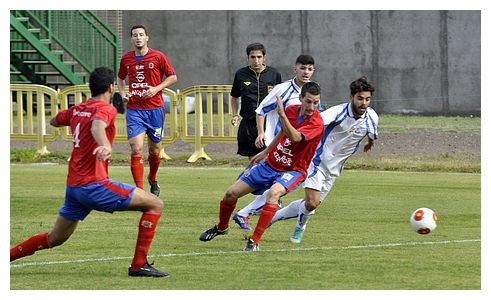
[276,95,303,143]
[116,77,130,102]
[255,114,266,147]
[364,137,374,152]
[250,130,283,166]
[144,74,177,99]
[231,96,240,127]
[91,119,112,161]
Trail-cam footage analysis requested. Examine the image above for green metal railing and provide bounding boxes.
[10,10,118,85]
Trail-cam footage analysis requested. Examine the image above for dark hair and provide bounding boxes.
[89,67,114,96]
[295,54,315,65]
[350,76,375,96]
[300,81,321,98]
[130,25,148,36]
[246,43,266,56]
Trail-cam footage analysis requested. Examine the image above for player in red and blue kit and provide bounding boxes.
[10,67,169,277]
[117,24,177,197]
[199,82,324,251]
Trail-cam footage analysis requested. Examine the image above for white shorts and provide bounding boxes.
[303,168,336,203]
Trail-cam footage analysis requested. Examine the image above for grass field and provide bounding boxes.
[9,164,480,291]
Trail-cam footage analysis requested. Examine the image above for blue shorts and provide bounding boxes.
[238,161,305,195]
[59,179,135,221]
[126,107,165,143]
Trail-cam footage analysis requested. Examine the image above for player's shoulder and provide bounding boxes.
[149,48,168,58]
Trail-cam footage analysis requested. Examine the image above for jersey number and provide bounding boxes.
[73,122,81,148]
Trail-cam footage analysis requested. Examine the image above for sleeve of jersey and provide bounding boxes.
[230,73,241,97]
[298,115,325,141]
[92,105,116,125]
[366,109,379,140]
[55,107,73,126]
[255,84,282,116]
[320,106,340,125]
[160,53,176,77]
[117,55,127,80]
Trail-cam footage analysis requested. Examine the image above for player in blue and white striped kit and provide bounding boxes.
[254,54,316,148]
[271,76,379,243]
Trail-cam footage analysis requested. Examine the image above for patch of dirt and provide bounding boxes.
[11,129,481,162]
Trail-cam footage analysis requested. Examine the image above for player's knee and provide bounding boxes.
[150,196,164,213]
[305,198,320,211]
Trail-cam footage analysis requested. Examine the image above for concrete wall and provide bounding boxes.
[121,10,480,115]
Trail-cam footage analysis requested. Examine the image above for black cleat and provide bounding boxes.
[148,179,160,197]
[128,261,169,277]
[199,225,229,241]
[243,238,259,252]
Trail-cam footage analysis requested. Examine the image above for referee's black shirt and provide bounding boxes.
[231,66,282,120]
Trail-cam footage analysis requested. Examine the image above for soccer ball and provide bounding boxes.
[410,208,437,234]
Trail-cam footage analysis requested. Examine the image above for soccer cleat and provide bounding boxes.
[290,227,305,244]
[128,261,170,277]
[148,179,160,197]
[243,239,259,252]
[199,225,229,241]
[278,198,283,209]
[233,213,251,230]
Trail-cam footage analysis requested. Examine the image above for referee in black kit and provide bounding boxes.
[230,42,282,160]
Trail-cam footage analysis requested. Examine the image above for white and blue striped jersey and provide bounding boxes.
[308,102,379,178]
[255,78,302,146]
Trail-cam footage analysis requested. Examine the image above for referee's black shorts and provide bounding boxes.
[237,118,266,157]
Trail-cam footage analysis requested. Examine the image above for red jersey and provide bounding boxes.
[55,99,117,186]
[118,48,176,110]
[266,104,324,175]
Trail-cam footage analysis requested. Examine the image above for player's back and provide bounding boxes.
[56,100,117,186]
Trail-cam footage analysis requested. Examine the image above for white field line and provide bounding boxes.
[10,238,480,269]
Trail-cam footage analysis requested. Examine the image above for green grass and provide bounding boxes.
[378,115,480,133]
[10,165,481,290]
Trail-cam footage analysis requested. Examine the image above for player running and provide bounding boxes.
[10,67,169,277]
[117,24,177,196]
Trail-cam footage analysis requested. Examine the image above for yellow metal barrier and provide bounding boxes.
[10,84,237,162]
[10,84,59,154]
[178,85,237,162]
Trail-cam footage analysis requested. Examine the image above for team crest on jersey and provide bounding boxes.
[149,62,154,69]
[267,85,273,93]
[244,82,251,86]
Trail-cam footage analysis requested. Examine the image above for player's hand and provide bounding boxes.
[231,115,240,127]
[142,86,158,99]
[123,92,131,103]
[276,94,286,118]
[255,133,266,148]
[363,138,374,152]
[249,150,268,166]
[93,145,112,161]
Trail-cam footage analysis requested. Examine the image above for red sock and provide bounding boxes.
[217,199,236,231]
[131,211,161,270]
[147,153,161,182]
[131,154,144,189]
[251,203,278,244]
[10,232,49,262]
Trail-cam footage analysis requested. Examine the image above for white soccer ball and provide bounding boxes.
[410,207,438,234]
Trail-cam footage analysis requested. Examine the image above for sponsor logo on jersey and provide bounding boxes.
[244,82,251,86]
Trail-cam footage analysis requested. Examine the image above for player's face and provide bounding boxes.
[294,64,315,84]
[248,50,265,72]
[299,92,320,119]
[350,91,371,118]
[131,28,148,50]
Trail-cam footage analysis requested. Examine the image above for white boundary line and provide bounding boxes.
[10,238,480,269]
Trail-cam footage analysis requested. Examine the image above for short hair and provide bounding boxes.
[130,25,148,36]
[295,54,315,65]
[300,81,321,98]
[89,67,114,96]
[350,76,375,96]
[246,43,266,56]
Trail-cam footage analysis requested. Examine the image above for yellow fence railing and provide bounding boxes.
[10,84,237,162]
